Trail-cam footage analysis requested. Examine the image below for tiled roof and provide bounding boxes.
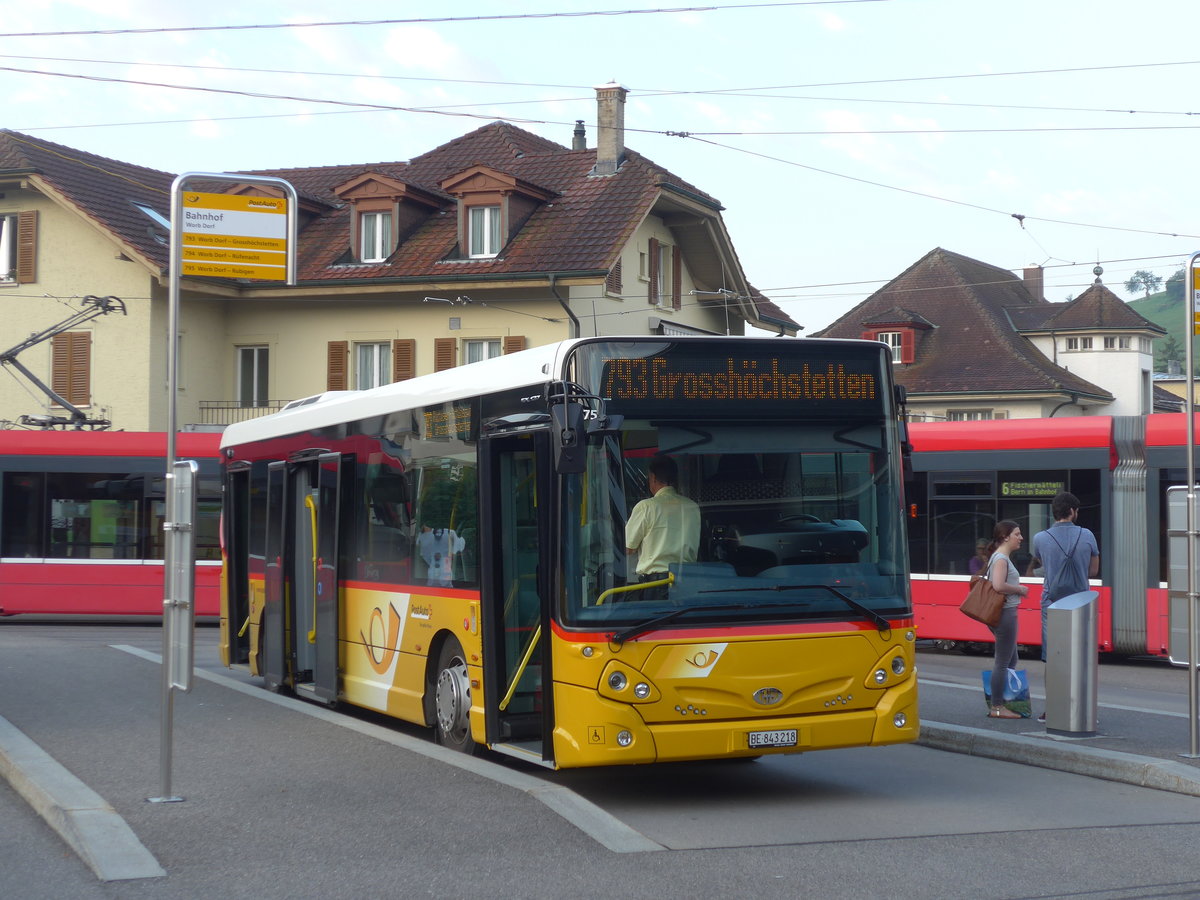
[1031,280,1165,333]
[814,247,1111,400]
[0,124,797,330]
[0,129,175,268]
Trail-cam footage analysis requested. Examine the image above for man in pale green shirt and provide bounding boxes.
[625,455,700,584]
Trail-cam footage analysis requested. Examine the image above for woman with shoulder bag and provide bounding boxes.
[985,520,1029,719]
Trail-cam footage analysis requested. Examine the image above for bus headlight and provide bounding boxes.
[894,712,908,728]
[617,730,633,747]
[874,669,888,684]
[599,663,660,703]
[891,656,906,675]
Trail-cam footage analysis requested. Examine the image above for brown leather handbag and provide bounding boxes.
[959,560,1006,627]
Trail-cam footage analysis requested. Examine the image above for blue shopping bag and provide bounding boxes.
[982,668,1032,718]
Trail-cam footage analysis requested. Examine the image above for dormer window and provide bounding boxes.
[862,328,914,363]
[334,172,442,266]
[360,211,392,263]
[468,205,501,258]
[440,165,557,262]
[878,331,903,362]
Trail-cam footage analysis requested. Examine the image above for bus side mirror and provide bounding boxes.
[550,401,587,474]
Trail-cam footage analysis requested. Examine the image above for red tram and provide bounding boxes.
[906,414,1193,657]
[0,430,222,616]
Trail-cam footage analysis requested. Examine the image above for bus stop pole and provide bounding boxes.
[149,176,187,803]
[1186,252,1200,759]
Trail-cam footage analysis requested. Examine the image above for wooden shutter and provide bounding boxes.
[647,237,659,305]
[901,330,915,364]
[326,341,348,391]
[392,339,416,382]
[502,336,526,354]
[434,337,456,371]
[16,210,37,284]
[51,331,89,407]
[605,259,623,294]
[671,246,682,310]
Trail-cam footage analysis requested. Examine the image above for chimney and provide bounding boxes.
[1023,265,1044,301]
[593,82,628,176]
[572,119,586,151]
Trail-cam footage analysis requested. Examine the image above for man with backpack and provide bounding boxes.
[1029,491,1100,721]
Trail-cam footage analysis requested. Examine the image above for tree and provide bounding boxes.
[1125,269,1163,298]
[1156,334,1184,373]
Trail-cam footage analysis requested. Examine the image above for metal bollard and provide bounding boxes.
[1045,590,1099,736]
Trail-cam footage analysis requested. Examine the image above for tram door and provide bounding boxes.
[261,453,345,704]
[480,430,554,765]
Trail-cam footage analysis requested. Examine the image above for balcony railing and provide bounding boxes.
[198,401,287,425]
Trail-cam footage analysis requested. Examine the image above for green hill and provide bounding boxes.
[1129,289,1186,372]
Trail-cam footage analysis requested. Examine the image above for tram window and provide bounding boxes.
[2,471,46,557]
[45,472,143,560]
[934,480,991,496]
[930,498,993,575]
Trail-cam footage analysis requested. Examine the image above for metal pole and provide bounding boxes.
[1186,252,1200,758]
[150,176,187,803]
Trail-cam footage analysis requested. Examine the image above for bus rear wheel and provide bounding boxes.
[433,638,476,754]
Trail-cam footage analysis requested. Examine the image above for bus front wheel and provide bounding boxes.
[433,638,476,754]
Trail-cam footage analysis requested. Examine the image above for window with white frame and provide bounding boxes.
[237,346,269,408]
[0,214,17,282]
[877,331,903,362]
[655,243,672,303]
[1104,336,1132,350]
[468,205,501,257]
[1065,336,1092,351]
[360,211,392,263]
[946,409,995,421]
[355,342,390,389]
[1139,337,1152,353]
[464,339,501,364]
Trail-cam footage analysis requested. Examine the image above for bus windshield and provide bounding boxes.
[560,417,910,630]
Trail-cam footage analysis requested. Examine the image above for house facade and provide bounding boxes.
[814,248,1168,420]
[0,85,797,432]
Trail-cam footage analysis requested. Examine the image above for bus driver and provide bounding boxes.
[625,455,700,596]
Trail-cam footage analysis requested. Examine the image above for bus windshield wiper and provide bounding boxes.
[698,583,892,632]
[610,604,750,647]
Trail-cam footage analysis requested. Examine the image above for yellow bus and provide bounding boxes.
[219,336,918,768]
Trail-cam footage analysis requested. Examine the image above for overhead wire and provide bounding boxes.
[0,2,886,38]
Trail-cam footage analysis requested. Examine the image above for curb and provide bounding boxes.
[919,720,1200,797]
[0,715,165,882]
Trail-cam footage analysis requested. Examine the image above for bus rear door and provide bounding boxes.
[262,452,346,704]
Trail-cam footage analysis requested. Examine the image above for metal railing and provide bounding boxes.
[197,400,286,425]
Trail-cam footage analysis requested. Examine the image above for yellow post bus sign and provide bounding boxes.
[180,191,288,281]
[1193,266,1200,335]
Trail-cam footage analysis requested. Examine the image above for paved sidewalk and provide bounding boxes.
[916,671,1200,797]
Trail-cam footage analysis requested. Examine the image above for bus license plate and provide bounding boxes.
[748,729,797,749]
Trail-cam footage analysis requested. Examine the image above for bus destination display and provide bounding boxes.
[582,341,887,417]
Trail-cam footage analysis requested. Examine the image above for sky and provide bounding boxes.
[4,0,1200,335]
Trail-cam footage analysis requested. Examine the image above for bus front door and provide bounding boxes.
[481,430,554,767]
[262,454,345,704]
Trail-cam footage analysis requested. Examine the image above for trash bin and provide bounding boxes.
[1045,590,1099,736]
